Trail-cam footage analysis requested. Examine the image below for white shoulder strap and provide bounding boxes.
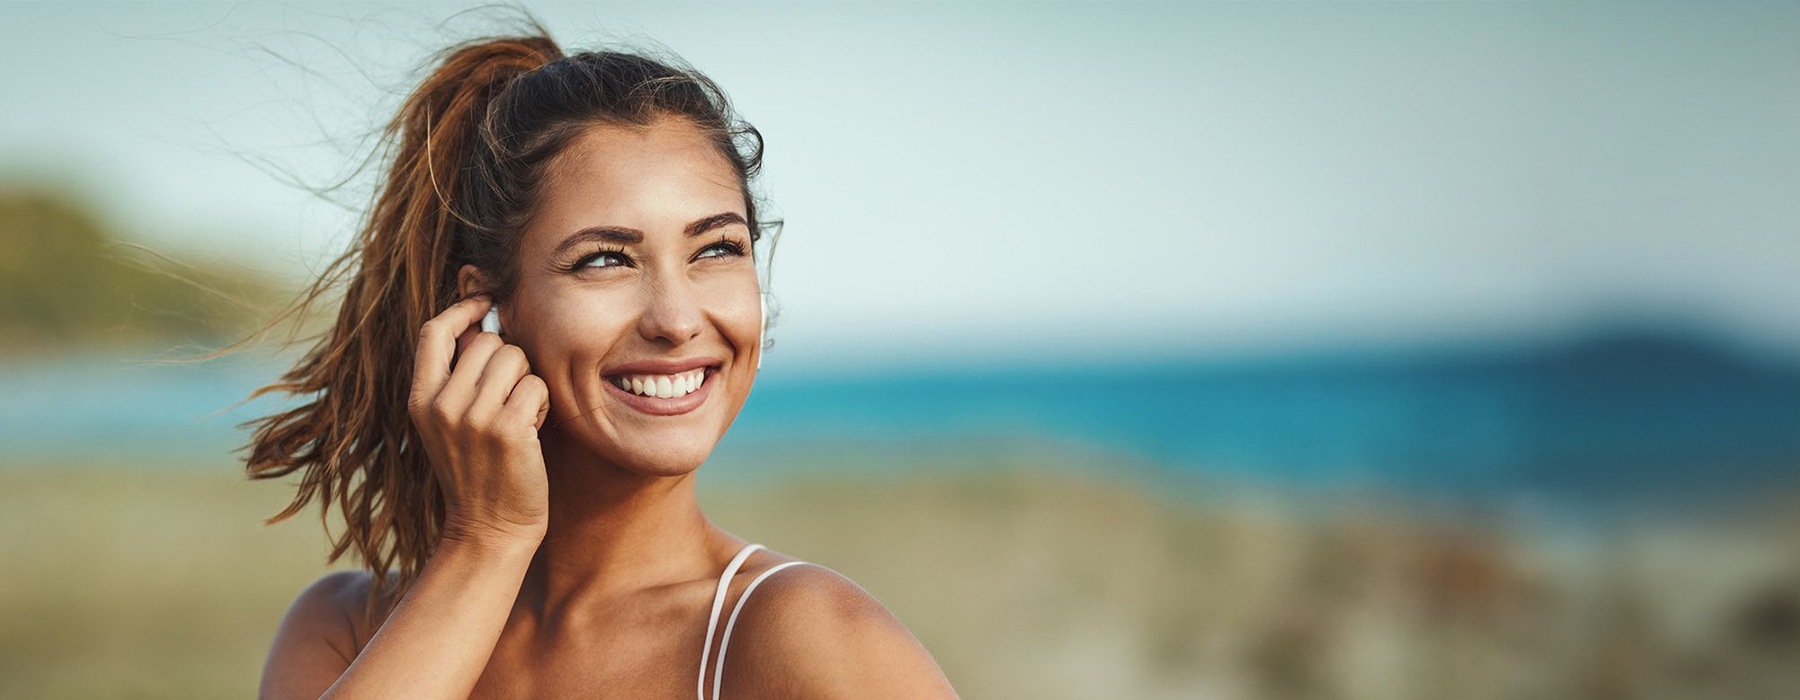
[710,560,816,700]
[698,543,763,700]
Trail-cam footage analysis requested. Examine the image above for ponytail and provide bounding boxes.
[239,32,561,622]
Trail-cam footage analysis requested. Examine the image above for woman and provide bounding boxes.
[247,26,958,699]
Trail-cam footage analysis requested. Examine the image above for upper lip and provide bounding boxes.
[603,357,723,376]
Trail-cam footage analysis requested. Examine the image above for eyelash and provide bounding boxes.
[566,240,747,272]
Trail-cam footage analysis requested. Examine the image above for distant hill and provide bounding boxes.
[0,189,295,356]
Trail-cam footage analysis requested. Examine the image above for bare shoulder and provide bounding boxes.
[281,570,368,658]
[719,553,959,699]
[259,570,387,699]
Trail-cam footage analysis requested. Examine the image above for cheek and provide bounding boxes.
[549,302,628,336]
[700,281,762,347]
[517,291,633,370]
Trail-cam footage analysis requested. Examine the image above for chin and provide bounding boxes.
[591,434,717,477]
[623,448,712,477]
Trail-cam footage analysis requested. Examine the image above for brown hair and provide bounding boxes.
[221,22,778,620]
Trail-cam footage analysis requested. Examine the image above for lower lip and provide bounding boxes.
[602,368,718,416]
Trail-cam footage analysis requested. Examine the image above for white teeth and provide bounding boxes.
[610,368,707,398]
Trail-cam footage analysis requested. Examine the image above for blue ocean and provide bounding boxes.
[5,330,1797,509]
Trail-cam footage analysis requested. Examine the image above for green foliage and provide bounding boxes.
[0,190,291,355]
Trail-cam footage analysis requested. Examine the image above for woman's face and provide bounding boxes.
[464,116,761,477]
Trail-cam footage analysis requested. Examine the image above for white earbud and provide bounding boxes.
[756,293,767,370]
[482,305,502,335]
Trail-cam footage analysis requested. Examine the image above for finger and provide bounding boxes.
[471,344,531,418]
[412,295,492,404]
[438,331,506,412]
[452,322,483,367]
[500,374,550,430]
[534,388,551,431]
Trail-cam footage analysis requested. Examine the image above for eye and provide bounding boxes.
[698,240,747,260]
[571,248,630,271]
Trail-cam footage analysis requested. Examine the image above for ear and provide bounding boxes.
[457,264,494,301]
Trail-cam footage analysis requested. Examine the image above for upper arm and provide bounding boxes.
[259,570,365,700]
[719,564,959,700]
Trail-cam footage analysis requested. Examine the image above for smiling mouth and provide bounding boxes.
[600,366,720,416]
[604,366,713,399]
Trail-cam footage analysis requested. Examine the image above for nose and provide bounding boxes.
[635,271,704,347]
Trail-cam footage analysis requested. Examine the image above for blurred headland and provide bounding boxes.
[0,186,298,358]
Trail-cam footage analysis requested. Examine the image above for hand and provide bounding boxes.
[408,295,552,546]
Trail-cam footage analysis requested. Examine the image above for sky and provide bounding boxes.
[2,0,1796,371]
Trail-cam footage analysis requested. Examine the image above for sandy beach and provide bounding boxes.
[4,459,1798,699]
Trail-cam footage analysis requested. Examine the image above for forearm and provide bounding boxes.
[320,534,539,699]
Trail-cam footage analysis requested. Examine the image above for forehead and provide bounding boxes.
[522,118,744,252]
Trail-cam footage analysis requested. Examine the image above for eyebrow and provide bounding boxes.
[551,212,748,257]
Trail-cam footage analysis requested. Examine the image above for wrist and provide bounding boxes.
[440,520,546,554]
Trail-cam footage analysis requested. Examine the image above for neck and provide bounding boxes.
[518,426,737,619]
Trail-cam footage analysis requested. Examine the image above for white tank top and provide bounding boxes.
[696,543,814,700]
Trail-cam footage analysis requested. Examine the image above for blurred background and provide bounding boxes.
[3,1,1799,698]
